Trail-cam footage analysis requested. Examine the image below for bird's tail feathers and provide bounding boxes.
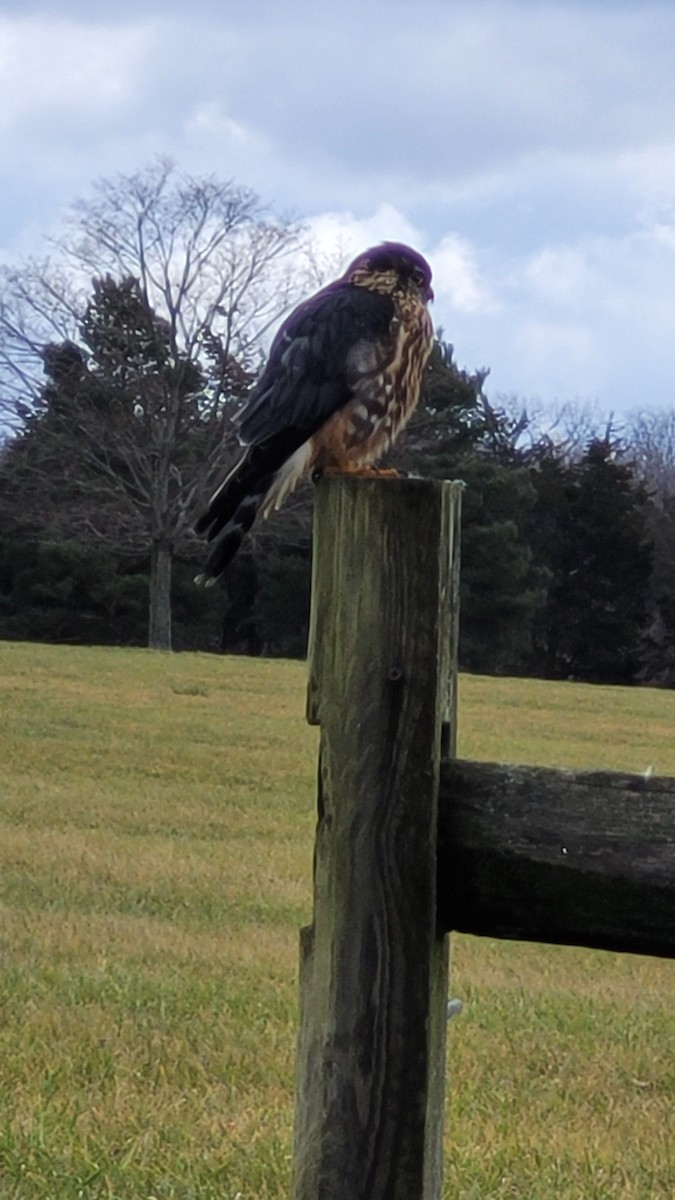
[258,442,312,518]
[194,441,312,584]
[194,452,253,538]
[194,479,272,585]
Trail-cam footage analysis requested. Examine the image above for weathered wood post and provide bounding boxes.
[292,475,462,1200]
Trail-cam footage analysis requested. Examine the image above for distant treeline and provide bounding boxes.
[1,336,673,687]
[0,162,673,684]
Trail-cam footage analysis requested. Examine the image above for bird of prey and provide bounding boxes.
[194,242,434,583]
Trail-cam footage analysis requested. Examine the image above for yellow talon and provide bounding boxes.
[319,465,400,479]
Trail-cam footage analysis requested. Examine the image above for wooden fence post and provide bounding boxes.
[293,475,462,1200]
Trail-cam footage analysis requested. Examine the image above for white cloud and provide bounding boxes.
[184,105,252,147]
[432,235,498,315]
[306,205,423,261]
[2,2,675,412]
[0,17,155,135]
[514,318,600,389]
[523,246,596,308]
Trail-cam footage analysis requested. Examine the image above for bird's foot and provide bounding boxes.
[313,465,401,481]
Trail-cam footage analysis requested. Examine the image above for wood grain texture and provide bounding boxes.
[438,759,675,959]
[294,476,463,1200]
[441,491,462,761]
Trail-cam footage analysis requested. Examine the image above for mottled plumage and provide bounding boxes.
[195,242,434,583]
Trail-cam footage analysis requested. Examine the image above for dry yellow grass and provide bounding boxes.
[0,641,673,1198]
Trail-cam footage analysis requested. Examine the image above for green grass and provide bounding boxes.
[0,641,674,1199]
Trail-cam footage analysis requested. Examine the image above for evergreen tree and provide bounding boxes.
[0,160,300,649]
[455,456,549,675]
[0,538,147,646]
[530,440,654,684]
[393,341,547,675]
[639,491,675,686]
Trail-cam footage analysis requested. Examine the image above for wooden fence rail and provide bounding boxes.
[291,474,675,1200]
[439,759,675,959]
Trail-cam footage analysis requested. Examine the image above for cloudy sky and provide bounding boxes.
[1,0,674,414]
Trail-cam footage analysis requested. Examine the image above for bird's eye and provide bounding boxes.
[411,268,425,286]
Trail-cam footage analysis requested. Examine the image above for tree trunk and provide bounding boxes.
[148,539,172,650]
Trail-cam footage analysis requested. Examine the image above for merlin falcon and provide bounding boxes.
[195,242,434,583]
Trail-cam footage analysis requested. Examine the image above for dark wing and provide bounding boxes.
[194,282,395,571]
[238,282,396,446]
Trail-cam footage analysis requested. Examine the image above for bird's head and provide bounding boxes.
[344,243,434,303]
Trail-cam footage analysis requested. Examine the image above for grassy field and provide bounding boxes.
[0,640,674,1199]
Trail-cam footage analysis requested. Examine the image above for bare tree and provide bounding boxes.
[0,159,303,649]
[492,395,623,464]
[626,407,675,496]
[620,407,675,685]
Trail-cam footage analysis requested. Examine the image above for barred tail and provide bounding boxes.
[192,470,270,583]
[194,440,312,584]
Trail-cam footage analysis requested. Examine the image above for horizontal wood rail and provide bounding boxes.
[438,759,675,959]
[291,474,675,1200]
